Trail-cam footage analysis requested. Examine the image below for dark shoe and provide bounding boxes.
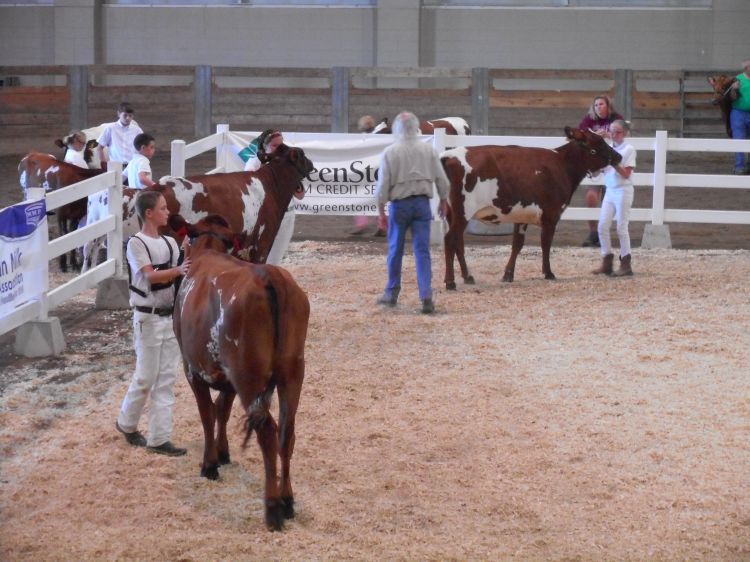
[373,228,386,237]
[612,254,633,277]
[592,253,614,275]
[116,421,146,448]
[582,231,600,247]
[376,285,400,307]
[421,298,435,314]
[350,228,367,236]
[733,168,747,175]
[147,441,187,457]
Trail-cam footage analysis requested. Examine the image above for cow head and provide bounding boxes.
[564,126,622,172]
[54,136,99,166]
[707,75,738,105]
[168,214,238,256]
[267,144,314,199]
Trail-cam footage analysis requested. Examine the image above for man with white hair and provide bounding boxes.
[730,59,750,174]
[375,111,450,314]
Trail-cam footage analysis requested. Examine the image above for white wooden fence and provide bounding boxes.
[171,125,750,228]
[0,164,123,348]
[2,127,748,354]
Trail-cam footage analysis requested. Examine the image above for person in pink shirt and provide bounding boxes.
[578,95,623,248]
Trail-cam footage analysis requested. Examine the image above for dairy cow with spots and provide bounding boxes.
[365,115,471,135]
[440,127,622,288]
[82,144,313,270]
[170,214,310,531]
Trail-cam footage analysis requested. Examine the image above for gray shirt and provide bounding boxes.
[376,139,450,207]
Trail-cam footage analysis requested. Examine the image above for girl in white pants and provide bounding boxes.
[593,120,637,277]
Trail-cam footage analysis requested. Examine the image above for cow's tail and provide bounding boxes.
[241,282,281,448]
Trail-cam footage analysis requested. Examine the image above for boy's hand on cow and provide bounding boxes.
[179,257,191,276]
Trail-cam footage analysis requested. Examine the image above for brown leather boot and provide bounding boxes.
[612,254,633,277]
[592,253,614,275]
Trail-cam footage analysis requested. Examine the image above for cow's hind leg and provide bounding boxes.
[246,394,284,531]
[540,223,557,280]
[188,373,220,480]
[503,224,527,282]
[215,388,236,465]
[276,359,305,520]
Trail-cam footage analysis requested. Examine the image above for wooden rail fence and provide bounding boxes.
[0,65,731,157]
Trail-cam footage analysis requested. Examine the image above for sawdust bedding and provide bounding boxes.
[1,242,749,561]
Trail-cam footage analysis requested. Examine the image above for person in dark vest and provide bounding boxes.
[116,190,191,456]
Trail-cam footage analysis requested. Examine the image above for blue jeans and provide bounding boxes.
[384,196,433,301]
[730,108,750,170]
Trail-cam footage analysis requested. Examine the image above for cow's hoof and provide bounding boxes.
[502,274,514,283]
[218,451,231,465]
[464,276,476,285]
[446,282,457,291]
[265,500,286,531]
[545,273,556,280]
[200,464,220,480]
[281,496,295,519]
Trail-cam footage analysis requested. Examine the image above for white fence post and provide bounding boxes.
[109,162,124,277]
[94,162,130,310]
[216,123,230,172]
[642,130,672,249]
[171,139,186,178]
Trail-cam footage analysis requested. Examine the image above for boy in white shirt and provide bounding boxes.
[96,102,143,168]
[123,133,157,189]
[116,190,190,456]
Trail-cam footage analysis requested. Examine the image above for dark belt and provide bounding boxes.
[396,194,428,201]
[134,306,174,317]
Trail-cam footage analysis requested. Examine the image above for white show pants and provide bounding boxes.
[266,209,295,265]
[597,185,634,258]
[117,311,181,447]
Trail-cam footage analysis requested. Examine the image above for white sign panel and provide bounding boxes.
[0,199,48,317]
[226,132,433,216]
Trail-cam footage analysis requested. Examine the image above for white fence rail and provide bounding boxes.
[0,163,123,343]
[170,125,750,229]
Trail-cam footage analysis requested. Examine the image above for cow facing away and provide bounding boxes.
[170,214,310,531]
[707,75,738,138]
[440,127,622,288]
[365,116,471,135]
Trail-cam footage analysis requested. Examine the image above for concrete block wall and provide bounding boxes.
[0,1,748,73]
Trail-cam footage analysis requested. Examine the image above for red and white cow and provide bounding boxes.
[363,115,471,136]
[440,127,622,288]
[18,152,105,271]
[170,213,310,531]
[83,144,313,270]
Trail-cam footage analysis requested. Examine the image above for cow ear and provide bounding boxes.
[168,213,188,232]
[565,126,581,141]
[54,139,65,149]
[708,76,716,86]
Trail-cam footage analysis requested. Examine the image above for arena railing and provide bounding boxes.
[172,124,750,248]
[0,164,124,356]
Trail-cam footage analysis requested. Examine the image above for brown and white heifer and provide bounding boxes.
[18,152,105,271]
[170,214,310,531]
[368,116,471,135]
[440,127,622,288]
[82,144,313,270]
[707,74,738,138]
